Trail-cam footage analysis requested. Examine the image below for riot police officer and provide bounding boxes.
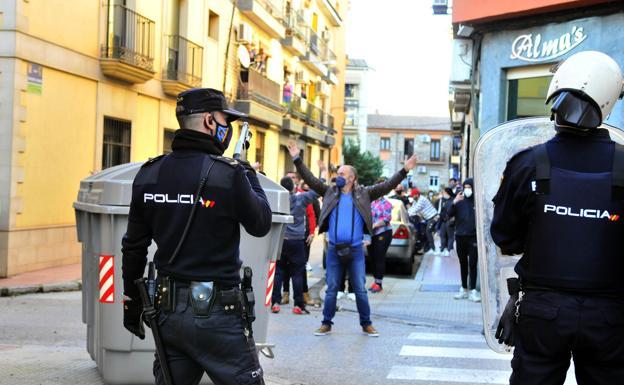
[491,51,624,384]
[121,88,272,385]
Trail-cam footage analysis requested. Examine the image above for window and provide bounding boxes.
[452,135,462,156]
[255,130,265,171]
[103,117,131,169]
[507,76,552,119]
[208,11,219,40]
[430,140,441,161]
[380,137,391,151]
[163,129,175,154]
[345,106,358,127]
[429,175,439,189]
[306,145,313,168]
[404,138,414,157]
[345,84,359,99]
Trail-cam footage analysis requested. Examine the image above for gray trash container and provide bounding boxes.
[74,162,291,385]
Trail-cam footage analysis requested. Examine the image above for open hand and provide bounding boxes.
[287,141,300,158]
[317,159,327,171]
[404,154,418,171]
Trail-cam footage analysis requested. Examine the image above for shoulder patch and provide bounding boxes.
[212,155,240,168]
[141,154,166,168]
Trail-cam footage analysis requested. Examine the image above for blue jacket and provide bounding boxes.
[284,190,319,240]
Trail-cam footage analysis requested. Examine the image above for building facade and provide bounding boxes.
[445,0,624,176]
[367,115,453,192]
[343,58,370,149]
[0,0,347,277]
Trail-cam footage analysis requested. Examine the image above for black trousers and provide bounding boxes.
[155,286,264,385]
[272,239,306,307]
[439,222,455,251]
[425,219,437,251]
[283,239,311,294]
[367,230,393,281]
[511,290,624,385]
[455,235,478,290]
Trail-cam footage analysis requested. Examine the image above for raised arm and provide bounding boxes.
[367,153,418,201]
[288,141,329,196]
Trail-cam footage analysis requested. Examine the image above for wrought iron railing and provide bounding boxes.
[306,103,334,132]
[164,35,203,87]
[238,67,284,111]
[302,27,336,63]
[284,9,305,40]
[101,4,155,71]
[286,94,308,120]
[256,0,284,20]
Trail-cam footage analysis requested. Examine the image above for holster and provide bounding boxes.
[189,281,216,317]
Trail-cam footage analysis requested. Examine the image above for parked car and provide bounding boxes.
[322,198,417,275]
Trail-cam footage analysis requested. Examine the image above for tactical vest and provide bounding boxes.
[518,143,624,293]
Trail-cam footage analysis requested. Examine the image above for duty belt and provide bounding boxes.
[155,275,241,315]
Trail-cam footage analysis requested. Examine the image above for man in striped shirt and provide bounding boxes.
[408,188,439,254]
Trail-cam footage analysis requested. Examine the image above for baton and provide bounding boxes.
[135,277,174,385]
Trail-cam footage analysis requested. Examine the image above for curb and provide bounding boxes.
[0,280,82,297]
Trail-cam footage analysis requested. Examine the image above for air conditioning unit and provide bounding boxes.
[295,70,306,83]
[237,22,253,44]
[417,166,427,174]
[421,135,431,143]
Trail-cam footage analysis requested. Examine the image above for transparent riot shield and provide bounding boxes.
[474,117,624,353]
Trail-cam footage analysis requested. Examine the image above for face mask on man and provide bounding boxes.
[335,176,346,189]
[463,188,473,198]
[214,121,233,148]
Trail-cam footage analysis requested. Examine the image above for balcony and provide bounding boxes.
[100,4,155,84]
[162,35,203,96]
[300,27,329,76]
[283,94,307,134]
[237,0,286,39]
[317,0,342,26]
[306,103,334,133]
[282,10,307,56]
[236,67,284,126]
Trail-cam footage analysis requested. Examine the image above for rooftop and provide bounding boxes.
[367,114,451,131]
[347,58,370,69]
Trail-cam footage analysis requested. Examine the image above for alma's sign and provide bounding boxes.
[510,25,587,62]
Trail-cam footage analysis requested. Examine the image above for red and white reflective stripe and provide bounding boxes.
[99,255,115,303]
[265,261,276,307]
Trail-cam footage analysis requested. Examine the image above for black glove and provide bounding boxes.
[123,297,145,340]
[239,160,256,175]
[495,292,518,346]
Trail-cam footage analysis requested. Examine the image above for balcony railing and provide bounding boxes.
[238,67,283,111]
[256,0,284,20]
[101,4,155,71]
[285,95,334,132]
[286,94,307,120]
[164,35,203,87]
[284,9,305,40]
[303,27,336,63]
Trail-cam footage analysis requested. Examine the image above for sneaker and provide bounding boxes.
[292,306,310,315]
[347,293,356,301]
[271,304,281,313]
[433,248,441,255]
[336,291,346,300]
[454,288,468,300]
[314,324,332,336]
[280,292,290,305]
[306,263,313,272]
[442,249,450,257]
[303,292,315,306]
[369,283,383,293]
[362,325,380,337]
[469,289,482,303]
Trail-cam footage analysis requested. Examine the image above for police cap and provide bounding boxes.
[176,88,246,122]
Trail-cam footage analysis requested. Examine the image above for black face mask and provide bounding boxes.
[550,91,602,134]
[214,121,233,149]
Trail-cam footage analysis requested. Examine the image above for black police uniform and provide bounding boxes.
[121,89,272,385]
[491,129,624,384]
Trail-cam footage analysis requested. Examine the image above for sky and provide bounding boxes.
[345,0,453,117]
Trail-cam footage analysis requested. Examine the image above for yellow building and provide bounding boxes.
[0,0,346,277]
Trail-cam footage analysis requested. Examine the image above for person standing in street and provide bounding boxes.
[368,183,394,293]
[491,51,624,385]
[270,176,318,315]
[121,88,271,385]
[287,141,418,337]
[449,179,480,302]
[408,188,439,254]
[438,187,456,257]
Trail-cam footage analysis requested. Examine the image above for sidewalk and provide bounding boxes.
[0,263,82,296]
[336,250,483,330]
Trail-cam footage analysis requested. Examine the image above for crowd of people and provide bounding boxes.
[268,141,481,337]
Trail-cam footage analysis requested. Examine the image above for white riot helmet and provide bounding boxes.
[546,51,624,127]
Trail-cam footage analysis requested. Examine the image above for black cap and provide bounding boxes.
[176,88,246,122]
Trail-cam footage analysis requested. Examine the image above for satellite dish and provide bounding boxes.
[238,45,251,69]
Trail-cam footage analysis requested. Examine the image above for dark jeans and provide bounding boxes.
[284,239,311,293]
[425,219,437,251]
[272,239,306,307]
[155,286,264,385]
[439,222,455,251]
[323,244,371,326]
[455,235,478,290]
[511,290,624,385]
[368,229,393,281]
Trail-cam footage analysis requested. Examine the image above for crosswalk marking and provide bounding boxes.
[388,365,510,384]
[408,332,487,343]
[400,345,509,360]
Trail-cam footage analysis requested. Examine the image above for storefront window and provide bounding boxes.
[507,75,552,120]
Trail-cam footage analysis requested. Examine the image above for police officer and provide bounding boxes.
[121,88,272,385]
[491,51,624,384]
